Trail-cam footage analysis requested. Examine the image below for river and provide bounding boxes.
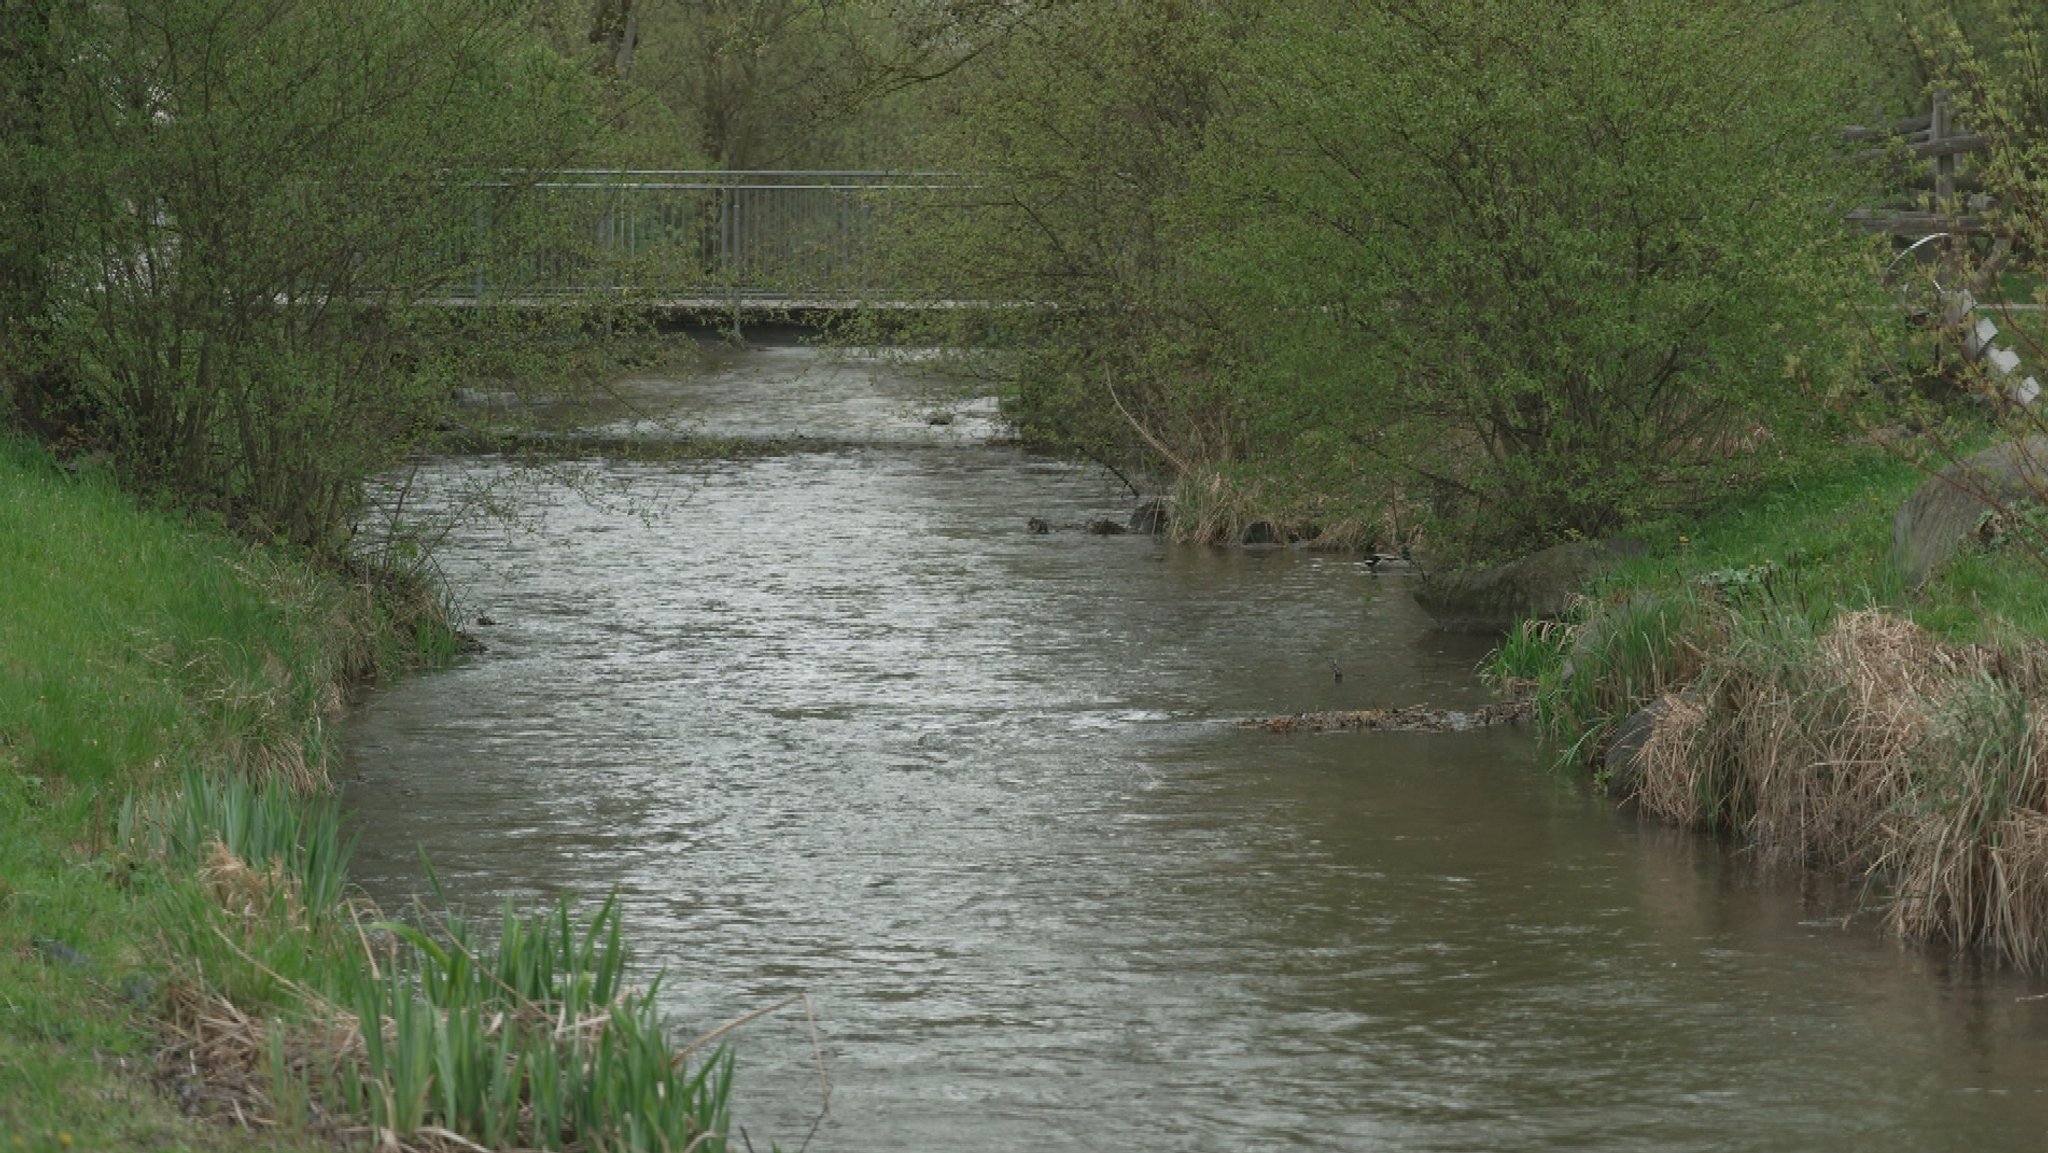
[343,344,2048,1151]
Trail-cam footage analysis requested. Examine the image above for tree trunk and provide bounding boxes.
[589,0,636,78]
[0,0,54,401]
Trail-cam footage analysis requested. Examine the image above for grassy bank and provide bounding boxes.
[1494,436,2048,970]
[0,438,733,1151]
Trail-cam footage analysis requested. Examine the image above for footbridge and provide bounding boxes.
[448,170,976,318]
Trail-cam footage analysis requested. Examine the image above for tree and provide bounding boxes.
[860,1,1875,551]
[860,0,1251,490]
[1189,0,1876,552]
[9,0,602,554]
[0,0,67,424]
[535,0,954,169]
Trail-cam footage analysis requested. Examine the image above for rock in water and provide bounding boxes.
[1129,499,1168,535]
[1892,435,2048,586]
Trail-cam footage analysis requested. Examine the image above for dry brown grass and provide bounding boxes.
[1633,689,1714,825]
[1613,605,2048,970]
[1636,612,1965,861]
[1164,466,1407,551]
[1879,683,2048,970]
[156,972,505,1153]
[198,841,305,928]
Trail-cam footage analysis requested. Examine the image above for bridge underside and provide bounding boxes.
[432,294,984,315]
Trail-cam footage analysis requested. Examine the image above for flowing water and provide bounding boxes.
[344,345,2048,1151]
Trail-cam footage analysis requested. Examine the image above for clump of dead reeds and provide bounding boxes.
[1581,600,2048,971]
[198,839,306,928]
[1880,675,2048,970]
[1634,609,1963,866]
[1164,464,1404,550]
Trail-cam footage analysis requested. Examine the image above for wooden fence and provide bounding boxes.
[1843,90,1994,238]
[1844,92,2038,406]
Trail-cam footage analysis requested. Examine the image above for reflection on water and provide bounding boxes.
[345,347,2048,1151]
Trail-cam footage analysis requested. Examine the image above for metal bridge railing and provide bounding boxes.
[453,171,966,301]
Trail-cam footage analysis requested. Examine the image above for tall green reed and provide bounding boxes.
[130,770,737,1150]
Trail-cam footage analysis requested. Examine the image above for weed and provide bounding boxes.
[134,768,738,1151]
[1536,590,1719,770]
[1882,673,2048,970]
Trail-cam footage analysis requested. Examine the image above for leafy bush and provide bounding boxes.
[2,0,602,555]
[869,0,1878,554]
[1199,0,1877,554]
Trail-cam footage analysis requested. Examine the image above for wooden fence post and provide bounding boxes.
[1931,89,1955,211]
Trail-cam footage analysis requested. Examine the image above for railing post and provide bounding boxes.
[728,182,742,320]
[473,197,488,301]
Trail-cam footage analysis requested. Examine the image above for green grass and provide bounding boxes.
[0,436,736,1149]
[1482,443,1922,772]
[1561,436,2048,643]
[0,438,362,1150]
[1489,433,2048,742]
[1596,447,1917,613]
[0,444,359,789]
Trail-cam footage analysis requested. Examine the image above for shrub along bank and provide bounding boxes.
[1492,438,2048,970]
[0,438,732,1151]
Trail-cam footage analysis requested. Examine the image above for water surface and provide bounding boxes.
[346,346,2048,1151]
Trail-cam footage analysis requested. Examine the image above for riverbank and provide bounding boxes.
[0,438,732,1150]
[1492,436,2048,969]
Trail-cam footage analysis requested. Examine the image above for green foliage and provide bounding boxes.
[852,0,1245,495]
[2,0,606,555]
[322,898,735,1151]
[123,768,355,921]
[1200,0,1877,554]
[866,0,1880,554]
[1902,5,2048,480]
[134,766,739,1151]
[530,0,951,169]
